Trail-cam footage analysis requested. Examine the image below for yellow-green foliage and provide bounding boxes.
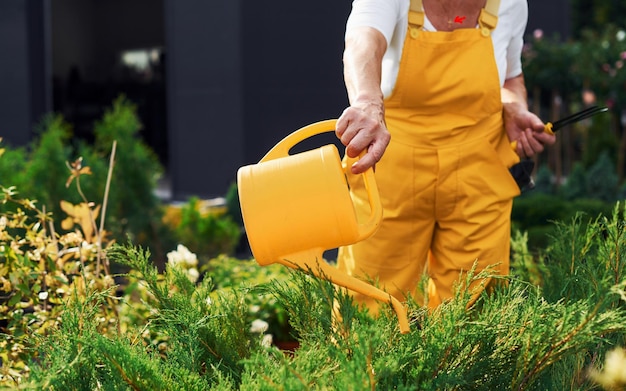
[0,185,116,384]
[11,239,626,391]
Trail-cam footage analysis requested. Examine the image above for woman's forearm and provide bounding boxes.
[501,73,529,110]
[336,26,391,174]
[343,27,387,107]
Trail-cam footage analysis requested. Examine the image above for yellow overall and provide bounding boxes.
[337,0,521,310]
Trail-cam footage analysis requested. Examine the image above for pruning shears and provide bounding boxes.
[510,105,609,192]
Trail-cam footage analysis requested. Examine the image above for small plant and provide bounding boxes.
[202,255,295,344]
[171,197,241,260]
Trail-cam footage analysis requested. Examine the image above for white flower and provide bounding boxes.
[262,334,273,348]
[80,241,97,259]
[59,231,83,246]
[602,348,626,381]
[591,347,626,388]
[617,30,626,42]
[167,249,183,267]
[102,274,115,288]
[250,319,269,334]
[167,244,198,268]
[187,268,199,283]
[38,291,48,301]
[0,216,6,231]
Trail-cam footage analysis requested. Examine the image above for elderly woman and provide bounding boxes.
[335,0,555,310]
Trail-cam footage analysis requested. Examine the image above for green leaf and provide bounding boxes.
[7,292,22,306]
[16,283,30,295]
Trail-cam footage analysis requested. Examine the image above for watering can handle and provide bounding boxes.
[259,120,382,241]
[259,120,339,163]
[343,154,382,240]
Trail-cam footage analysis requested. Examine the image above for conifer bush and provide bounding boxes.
[3,105,626,389]
[2,137,626,389]
[5,207,626,390]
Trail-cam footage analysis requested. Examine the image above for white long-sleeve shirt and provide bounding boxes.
[345,0,528,97]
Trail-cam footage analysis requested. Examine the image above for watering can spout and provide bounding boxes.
[237,119,410,334]
[278,249,410,334]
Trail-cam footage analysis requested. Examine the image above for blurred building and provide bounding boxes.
[527,0,571,40]
[0,0,569,200]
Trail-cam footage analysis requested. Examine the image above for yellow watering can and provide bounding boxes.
[237,119,410,334]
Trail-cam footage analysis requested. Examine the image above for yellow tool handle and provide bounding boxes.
[343,152,383,241]
[510,122,554,151]
[260,120,337,162]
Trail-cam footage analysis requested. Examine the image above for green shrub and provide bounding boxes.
[25,287,215,391]
[9,203,626,389]
[174,197,241,260]
[512,193,568,230]
[202,255,294,343]
[541,203,626,304]
[20,116,75,218]
[585,150,619,202]
[533,164,555,195]
[92,96,165,248]
[512,193,614,251]
[560,162,588,201]
[225,182,243,227]
[0,103,276,388]
[0,140,27,193]
[16,231,626,390]
[0,98,170,257]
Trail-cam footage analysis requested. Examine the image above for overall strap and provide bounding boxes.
[408,0,425,38]
[479,0,501,36]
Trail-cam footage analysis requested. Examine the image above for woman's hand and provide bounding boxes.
[503,101,556,158]
[336,99,390,174]
[502,74,556,158]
